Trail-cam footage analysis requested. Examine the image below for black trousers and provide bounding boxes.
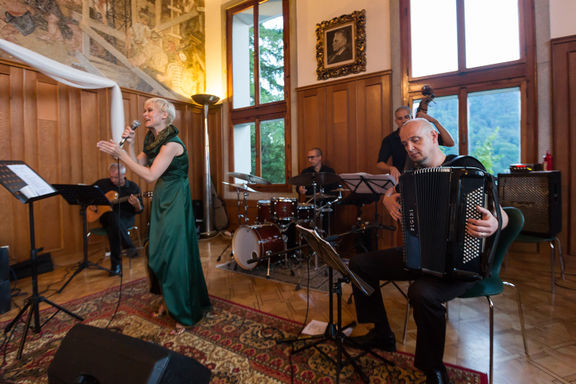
[349,247,476,371]
[99,212,135,268]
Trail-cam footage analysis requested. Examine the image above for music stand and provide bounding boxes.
[52,184,113,293]
[0,161,83,359]
[279,225,392,383]
[339,173,396,250]
[339,172,395,196]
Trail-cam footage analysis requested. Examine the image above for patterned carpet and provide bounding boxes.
[216,259,338,292]
[0,279,487,383]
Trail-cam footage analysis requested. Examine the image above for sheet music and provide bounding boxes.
[338,172,396,194]
[7,164,56,198]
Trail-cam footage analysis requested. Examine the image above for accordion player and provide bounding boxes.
[400,166,497,280]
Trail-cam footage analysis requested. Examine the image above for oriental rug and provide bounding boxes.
[0,279,487,384]
[216,259,337,292]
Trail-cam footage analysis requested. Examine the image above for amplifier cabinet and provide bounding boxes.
[498,171,561,237]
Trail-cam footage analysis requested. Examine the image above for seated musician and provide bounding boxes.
[93,163,143,276]
[350,118,508,384]
[377,106,455,183]
[297,147,337,197]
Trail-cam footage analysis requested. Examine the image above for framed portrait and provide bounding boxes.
[316,10,366,80]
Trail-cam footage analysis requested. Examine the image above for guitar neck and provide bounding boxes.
[110,192,152,205]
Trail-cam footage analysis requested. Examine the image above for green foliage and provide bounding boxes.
[245,20,286,183]
[261,119,286,183]
[470,128,503,174]
[248,22,285,104]
[418,88,521,174]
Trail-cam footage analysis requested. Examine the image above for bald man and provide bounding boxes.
[350,118,507,384]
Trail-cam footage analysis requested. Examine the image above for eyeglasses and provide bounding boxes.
[307,155,318,159]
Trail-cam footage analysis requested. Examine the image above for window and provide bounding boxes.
[402,0,535,175]
[227,0,290,186]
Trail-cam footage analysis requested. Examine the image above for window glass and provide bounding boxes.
[410,0,458,77]
[412,95,459,156]
[233,122,256,178]
[464,0,520,68]
[258,0,284,104]
[467,88,521,174]
[260,118,285,183]
[232,7,255,108]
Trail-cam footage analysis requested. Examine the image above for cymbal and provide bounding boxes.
[228,172,271,184]
[288,172,342,186]
[222,181,257,192]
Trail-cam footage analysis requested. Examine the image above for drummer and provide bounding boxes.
[297,147,338,198]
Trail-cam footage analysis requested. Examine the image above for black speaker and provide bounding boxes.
[498,171,562,237]
[48,324,211,384]
[0,246,10,314]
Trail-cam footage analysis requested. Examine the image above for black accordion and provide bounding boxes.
[400,167,493,280]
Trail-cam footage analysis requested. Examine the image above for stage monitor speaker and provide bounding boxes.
[48,324,211,384]
[498,171,561,237]
[0,246,10,314]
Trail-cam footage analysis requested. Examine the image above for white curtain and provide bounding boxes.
[0,39,124,143]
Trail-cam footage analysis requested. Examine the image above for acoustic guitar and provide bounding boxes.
[86,191,153,223]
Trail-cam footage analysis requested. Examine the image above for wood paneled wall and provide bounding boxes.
[551,36,576,256]
[296,71,397,247]
[0,59,222,264]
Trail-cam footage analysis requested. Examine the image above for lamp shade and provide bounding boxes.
[192,94,220,106]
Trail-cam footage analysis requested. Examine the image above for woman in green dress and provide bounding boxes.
[97,97,211,331]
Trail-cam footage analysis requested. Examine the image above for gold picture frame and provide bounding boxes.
[316,9,366,80]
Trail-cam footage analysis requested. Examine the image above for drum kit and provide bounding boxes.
[223,171,345,274]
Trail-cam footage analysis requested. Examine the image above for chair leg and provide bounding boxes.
[549,240,555,295]
[487,296,494,384]
[133,225,143,249]
[553,237,565,280]
[504,282,529,356]
[403,300,410,345]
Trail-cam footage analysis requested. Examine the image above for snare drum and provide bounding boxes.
[232,224,285,270]
[297,203,315,222]
[271,197,297,223]
[256,200,272,223]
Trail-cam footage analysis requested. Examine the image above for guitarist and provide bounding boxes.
[93,163,143,276]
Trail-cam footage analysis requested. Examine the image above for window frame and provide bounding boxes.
[226,0,292,191]
[400,0,537,163]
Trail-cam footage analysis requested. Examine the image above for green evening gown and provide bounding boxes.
[144,125,211,326]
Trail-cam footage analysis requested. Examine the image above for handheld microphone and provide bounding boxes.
[119,120,140,146]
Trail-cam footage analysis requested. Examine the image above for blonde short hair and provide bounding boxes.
[146,97,176,125]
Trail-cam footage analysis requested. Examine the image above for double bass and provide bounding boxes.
[416,85,435,115]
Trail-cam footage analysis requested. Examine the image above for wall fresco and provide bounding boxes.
[0,0,206,100]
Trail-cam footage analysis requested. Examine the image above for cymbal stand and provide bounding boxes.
[217,187,249,263]
[235,188,250,225]
[316,187,343,237]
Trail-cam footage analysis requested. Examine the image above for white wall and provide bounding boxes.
[205,0,226,99]
[296,0,391,87]
[206,0,391,92]
[550,0,576,39]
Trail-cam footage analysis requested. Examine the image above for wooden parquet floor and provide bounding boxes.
[2,235,576,383]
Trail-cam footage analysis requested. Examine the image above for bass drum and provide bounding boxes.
[232,224,285,270]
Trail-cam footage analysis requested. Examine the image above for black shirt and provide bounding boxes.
[300,164,337,196]
[377,129,446,172]
[93,178,143,228]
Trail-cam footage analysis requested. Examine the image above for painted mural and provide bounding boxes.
[0,0,206,100]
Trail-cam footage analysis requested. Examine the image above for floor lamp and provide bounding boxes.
[192,93,220,237]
